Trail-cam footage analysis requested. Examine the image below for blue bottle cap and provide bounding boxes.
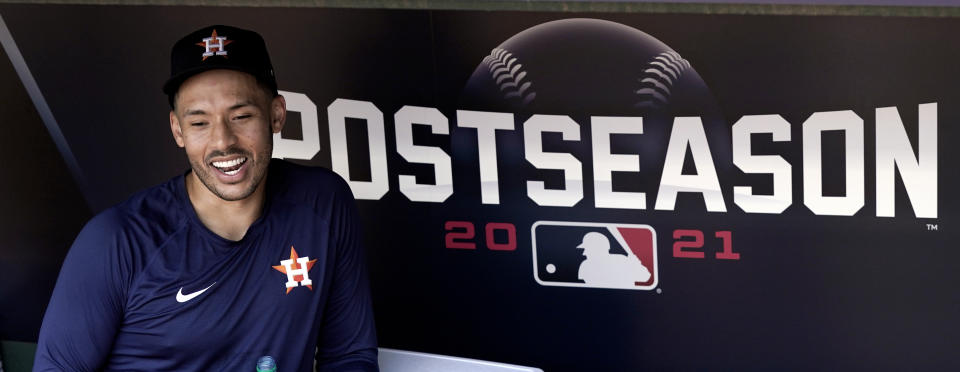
[256,355,277,372]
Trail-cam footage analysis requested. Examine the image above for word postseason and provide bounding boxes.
[274,94,937,219]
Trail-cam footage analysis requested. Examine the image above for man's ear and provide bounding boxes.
[270,94,286,134]
[169,110,185,148]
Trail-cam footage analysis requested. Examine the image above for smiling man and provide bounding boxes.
[33,25,378,371]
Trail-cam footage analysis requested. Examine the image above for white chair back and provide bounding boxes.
[378,348,544,372]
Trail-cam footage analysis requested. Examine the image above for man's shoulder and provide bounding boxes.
[83,176,186,245]
[271,159,347,185]
[270,159,354,202]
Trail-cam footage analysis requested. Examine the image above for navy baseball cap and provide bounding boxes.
[163,25,278,106]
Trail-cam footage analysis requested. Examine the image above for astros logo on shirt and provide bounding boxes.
[272,246,316,294]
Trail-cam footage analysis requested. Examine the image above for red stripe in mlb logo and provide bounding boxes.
[531,221,658,290]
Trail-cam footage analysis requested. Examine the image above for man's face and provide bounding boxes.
[169,69,285,202]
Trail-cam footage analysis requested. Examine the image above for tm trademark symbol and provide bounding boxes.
[926,223,938,231]
[656,288,662,294]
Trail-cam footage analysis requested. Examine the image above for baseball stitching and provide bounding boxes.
[483,48,536,106]
[635,51,691,109]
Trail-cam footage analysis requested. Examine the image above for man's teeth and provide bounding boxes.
[212,157,246,168]
[211,157,247,176]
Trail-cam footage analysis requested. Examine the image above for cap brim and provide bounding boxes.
[162,64,252,96]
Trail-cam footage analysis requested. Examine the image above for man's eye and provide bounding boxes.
[234,114,252,120]
[190,122,206,127]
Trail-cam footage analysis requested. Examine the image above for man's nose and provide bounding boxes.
[210,119,238,148]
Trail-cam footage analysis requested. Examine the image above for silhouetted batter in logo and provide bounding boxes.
[576,232,651,288]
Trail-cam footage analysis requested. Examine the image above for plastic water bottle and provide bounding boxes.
[256,355,277,372]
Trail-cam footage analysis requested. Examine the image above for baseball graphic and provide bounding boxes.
[461,18,722,117]
[457,18,730,195]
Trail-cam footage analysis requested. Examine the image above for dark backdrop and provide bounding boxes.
[0,4,955,371]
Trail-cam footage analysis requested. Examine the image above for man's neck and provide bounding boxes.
[185,172,265,241]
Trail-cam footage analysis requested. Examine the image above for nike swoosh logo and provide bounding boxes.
[176,282,216,303]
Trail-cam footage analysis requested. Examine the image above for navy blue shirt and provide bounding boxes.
[34,160,378,371]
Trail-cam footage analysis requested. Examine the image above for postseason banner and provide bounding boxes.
[0,4,956,371]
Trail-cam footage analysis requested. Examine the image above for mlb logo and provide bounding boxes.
[531,221,658,290]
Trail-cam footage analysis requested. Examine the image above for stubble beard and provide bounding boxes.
[190,145,272,202]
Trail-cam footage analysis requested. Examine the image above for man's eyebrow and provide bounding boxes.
[229,101,255,111]
[184,109,207,117]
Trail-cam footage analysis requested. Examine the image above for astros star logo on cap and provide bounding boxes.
[196,29,233,61]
